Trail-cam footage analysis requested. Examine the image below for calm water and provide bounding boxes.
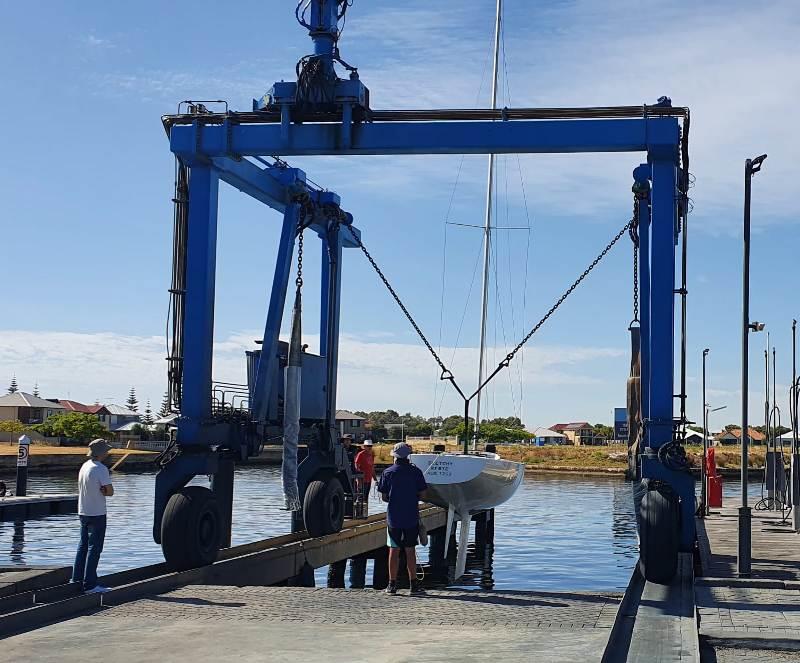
[0,468,656,591]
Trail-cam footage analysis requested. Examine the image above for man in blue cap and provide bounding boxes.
[377,442,427,595]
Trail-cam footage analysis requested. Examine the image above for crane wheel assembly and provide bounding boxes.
[303,477,345,538]
[161,486,223,570]
[638,480,680,584]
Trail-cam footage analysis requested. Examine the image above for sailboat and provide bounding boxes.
[410,0,524,580]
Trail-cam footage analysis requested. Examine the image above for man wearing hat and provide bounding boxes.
[354,439,376,512]
[71,439,114,593]
[377,442,427,595]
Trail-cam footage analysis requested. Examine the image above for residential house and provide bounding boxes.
[529,427,566,446]
[335,409,366,441]
[104,404,141,432]
[0,392,66,424]
[683,430,715,446]
[714,427,766,446]
[550,422,596,446]
[59,400,111,423]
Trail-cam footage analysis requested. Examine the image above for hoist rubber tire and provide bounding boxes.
[161,486,222,571]
[303,478,345,538]
[638,482,680,585]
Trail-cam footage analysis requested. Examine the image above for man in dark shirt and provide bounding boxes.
[341,434,356,471]
[377,442,427,595]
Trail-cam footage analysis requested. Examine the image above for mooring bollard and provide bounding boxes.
[349,554,367,588]
[15,435,30,497]
[327,559,346,588]
[371,546,389,590]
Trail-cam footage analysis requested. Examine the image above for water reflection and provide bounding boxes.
[1,469,651,591]
[10,521,25,564]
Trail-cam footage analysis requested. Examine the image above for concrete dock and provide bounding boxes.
[15,500,800,661]
[0,585,622,662]
[697,505,800,662]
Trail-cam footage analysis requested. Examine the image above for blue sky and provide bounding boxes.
[1,0,798,430]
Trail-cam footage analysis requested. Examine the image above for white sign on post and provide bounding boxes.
[17,435,30,467]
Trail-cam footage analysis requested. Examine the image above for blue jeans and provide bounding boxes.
[72,515,107,590]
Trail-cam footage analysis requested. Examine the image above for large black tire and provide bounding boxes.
[161,486,222,571]
[639,480,680,584]
[303,478,345,537]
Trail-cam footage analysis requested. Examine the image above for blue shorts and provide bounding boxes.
[387,526,419,549]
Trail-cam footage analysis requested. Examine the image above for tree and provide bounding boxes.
[142,401,155,426]
[33,412,108,443]
[484,416,525,430]
[687,425,704,433]
[159,391,171,418]
[479,422,533,444]
[593,424,614,440]
[32,382,40,397]
[126,387,139,412]
[441,415,468,436]
[131,423,151,441]
[7,375,18,393]
[0,420,26,434]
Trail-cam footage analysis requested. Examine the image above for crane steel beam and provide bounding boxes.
[171,117,680,158]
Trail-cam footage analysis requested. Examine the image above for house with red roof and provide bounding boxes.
[548,421,596,446]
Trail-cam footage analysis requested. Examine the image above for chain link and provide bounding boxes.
[633,244,639,323]
[500,218,633,371]
[342,224,454,381]
[631,198,640,324]
[295,228,304,289]
[344,213,632,400]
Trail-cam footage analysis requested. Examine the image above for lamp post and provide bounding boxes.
[739,153,767,577]
[701,349,710,517]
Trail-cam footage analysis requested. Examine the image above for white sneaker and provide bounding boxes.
[85,585,110,594]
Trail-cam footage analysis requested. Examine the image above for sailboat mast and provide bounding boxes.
[474,0,503,449]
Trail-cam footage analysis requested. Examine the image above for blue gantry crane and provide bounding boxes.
[156,0,693,583]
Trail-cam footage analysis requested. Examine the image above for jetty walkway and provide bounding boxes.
[697,505,800,662]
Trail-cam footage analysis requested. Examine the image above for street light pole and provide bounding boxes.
[702,348,710,517]
[739,153,767,577]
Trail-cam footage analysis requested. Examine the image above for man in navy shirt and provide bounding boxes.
[377,442,427,595]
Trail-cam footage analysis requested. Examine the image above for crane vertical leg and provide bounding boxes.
[640,158,695,562]
[251,204,301,423]
[322,224,343,452]
[154,165,227,567]
[636,167,651,455]
[181,165,220,438]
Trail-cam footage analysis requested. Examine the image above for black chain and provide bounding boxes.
[483,218,633,389]
[630,198,640,324]
[296,228,304,289]
[344,214,630,401]
[342,224,455,383]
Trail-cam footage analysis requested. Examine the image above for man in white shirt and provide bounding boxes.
[71,438,114,593]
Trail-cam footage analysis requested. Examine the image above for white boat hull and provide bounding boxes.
[410,452,524,517]
[409,452,524,579]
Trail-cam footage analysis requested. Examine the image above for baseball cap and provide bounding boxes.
[363,439,374,446]
[87,438,112,457]
[390,442,411,459]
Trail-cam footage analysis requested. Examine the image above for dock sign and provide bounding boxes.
[17,435,30,467]
[613,408,628,442]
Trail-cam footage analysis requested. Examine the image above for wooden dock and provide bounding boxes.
[696,505,800,661]
[0,494,77,522]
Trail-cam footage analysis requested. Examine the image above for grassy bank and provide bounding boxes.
[373,441,774,473]
[0,445,157,473]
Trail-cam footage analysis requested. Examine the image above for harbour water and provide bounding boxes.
[0,469,644,591]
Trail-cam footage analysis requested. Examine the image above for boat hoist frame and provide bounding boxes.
[157,0,693,581]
